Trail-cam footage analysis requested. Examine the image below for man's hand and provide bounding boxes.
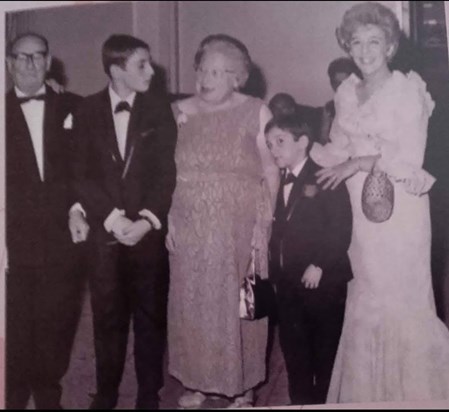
[110,215,134,237]
[301,264,323,289]
[69,209,89,243]
[114,219,152,246]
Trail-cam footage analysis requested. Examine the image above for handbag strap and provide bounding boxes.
[369,153,383,175]
[247,248,259,284]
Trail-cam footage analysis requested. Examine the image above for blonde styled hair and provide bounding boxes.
[194,34,252,88]
[336,2,401,61]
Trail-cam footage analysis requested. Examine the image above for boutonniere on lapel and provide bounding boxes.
[302,184,319,198]
[63,113,73,129]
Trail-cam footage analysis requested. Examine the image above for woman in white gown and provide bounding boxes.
[312,2,449,403]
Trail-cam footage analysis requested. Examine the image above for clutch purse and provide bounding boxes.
[361,168,394,223]
[239,249,276,321]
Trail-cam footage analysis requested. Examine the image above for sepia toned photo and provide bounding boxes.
[2,1,449,410]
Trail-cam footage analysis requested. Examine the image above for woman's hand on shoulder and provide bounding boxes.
[315,158,360,190]
[46,78,65,94]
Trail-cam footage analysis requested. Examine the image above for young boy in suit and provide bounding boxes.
[72,34,177,409]
[265,115,353,405]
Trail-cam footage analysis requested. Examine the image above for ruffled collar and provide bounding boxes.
[338,70,434,116]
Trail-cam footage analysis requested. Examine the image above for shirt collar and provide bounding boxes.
[15,85,46,98]
[109,86,136,112]
[287,156,308,178]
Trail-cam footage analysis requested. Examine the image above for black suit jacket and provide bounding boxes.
[72,88,177,235]
[6,87,82,268]
[269,158,353,289]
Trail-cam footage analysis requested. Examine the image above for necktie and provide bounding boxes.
[17,94,46,104]
[283,172,296,185]
[115,101,131,114]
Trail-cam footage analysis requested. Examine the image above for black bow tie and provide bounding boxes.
[115,101,131,114]
[283,172,296,185]
[17,94,46,104]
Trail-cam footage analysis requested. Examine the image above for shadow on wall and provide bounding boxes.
[150,62,170,97]
[241,63,267,100]
[47,57,68,88]
[390,32,425,75]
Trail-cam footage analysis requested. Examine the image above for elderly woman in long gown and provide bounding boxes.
[166,34,279,408]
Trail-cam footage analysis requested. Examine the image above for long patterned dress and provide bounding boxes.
[167,97,271,397]
[311,71,449,403]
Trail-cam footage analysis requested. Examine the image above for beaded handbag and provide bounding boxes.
[361,168,394,223]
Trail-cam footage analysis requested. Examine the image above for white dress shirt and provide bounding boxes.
[16,85,46,181]
[283,157,308,205]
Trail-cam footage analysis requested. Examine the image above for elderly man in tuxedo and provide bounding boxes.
[5,32,88,409]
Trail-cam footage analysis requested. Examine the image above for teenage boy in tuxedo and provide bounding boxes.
[266,115,352,405]
[72,34,177,409]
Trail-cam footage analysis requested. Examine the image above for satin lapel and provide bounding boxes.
[101,89,124,167]
[285,159,313,221]
[7,91,43,183]
[43,87,58,182]
[124,92,143,160]
[121,93,143,179]
[275,169,288,220]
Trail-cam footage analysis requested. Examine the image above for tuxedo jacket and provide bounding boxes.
[269,158,353,289]
[72,88,177,237]
[6,87,82,268]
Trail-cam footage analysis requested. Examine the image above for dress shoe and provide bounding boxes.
[135,399,159,409]
[227,390,254,408]
[177,390,207,409]
[89,393,118,410]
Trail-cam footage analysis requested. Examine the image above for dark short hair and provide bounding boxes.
[268,93,297,115]
[102,34,149,77]
[7,32,49,56]
[194,33,252,88]
[265,114,314,151]
[327,57,360,79]
[336,2,400,60]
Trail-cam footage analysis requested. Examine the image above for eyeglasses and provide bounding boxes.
[196,67,235,80]
[10,51,48,66]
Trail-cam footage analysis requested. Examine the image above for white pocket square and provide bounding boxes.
[63,113,73,129]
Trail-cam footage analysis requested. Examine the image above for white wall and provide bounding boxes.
[177,1,398,107]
